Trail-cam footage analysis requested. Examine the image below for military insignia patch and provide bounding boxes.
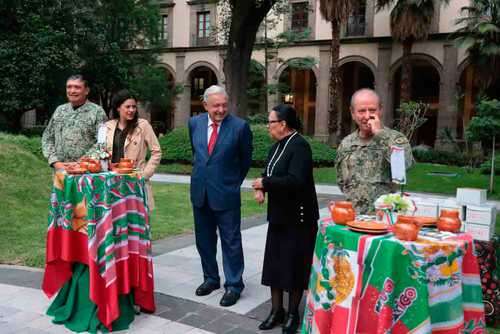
[394,137,406,145]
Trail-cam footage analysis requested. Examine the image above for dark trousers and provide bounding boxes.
[193,201,245,293]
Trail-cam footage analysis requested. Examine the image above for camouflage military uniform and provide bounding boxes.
[336,127,414,214]
[42,101,107,165]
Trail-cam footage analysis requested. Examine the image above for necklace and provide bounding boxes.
[266,131,297,177]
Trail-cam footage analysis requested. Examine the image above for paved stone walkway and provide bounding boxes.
[1,173,498,333]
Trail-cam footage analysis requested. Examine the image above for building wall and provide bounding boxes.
[172,1,190,47]
[440,0,467,33]
[160,0,472,147]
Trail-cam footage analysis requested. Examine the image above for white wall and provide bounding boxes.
[373,6,392,37]
[439,0,468,33]
[172,0,191,47]
[184,51,221,73]
[340,44,378,67]
[390,41,444,67]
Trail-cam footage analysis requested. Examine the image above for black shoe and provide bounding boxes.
[282,312,300,334]
[258,308,285,330]
[219,290,240,307]
[195,281,220,296]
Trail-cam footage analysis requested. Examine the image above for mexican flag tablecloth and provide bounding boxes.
[302,218,486,334]
[42,171,155,330]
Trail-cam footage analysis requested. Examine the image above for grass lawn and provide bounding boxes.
[150,183,265,241]
[157,163,500,200]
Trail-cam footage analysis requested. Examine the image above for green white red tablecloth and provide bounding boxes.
[42,171,155,330]
[302,218,486,334]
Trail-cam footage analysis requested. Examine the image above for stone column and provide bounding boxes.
[314,45,330,143]
[375,43,393,126]
[436,43,458,149]
[174,53,191,128]
[267,49,279,110]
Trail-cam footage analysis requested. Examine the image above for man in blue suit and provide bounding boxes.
[188,85,253,307]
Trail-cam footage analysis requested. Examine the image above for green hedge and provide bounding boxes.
[480,155,500,175]
[412,147,484,167]
[0,132,44,160]
[159,125,336,167]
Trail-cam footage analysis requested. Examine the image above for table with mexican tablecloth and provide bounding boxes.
[42,171,155,332]
[302,218,486,334]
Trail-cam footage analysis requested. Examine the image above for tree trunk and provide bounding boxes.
[224,1,273,118]
[329,19,342,144]
[400,38,413,103]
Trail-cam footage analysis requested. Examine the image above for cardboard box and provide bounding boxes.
[465,223,494,241]
[412,198,440,217]
[465,205,497,226]
[439,198,466,221]
[456,188,487,205]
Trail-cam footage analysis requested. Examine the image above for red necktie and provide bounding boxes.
[208,123,218,155]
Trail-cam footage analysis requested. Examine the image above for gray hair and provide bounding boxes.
[350,88,382,109]
[67,74,89,88]
[203,85,227,102]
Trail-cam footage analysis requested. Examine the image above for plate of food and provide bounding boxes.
[113,167,135,174]
[348,226,389,234]
[347,220,389,231]
[66,167,88,175]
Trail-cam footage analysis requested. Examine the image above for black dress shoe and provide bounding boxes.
[219,290,240,307]
[195,281,220,296]
[282,312,300,334]
[258,308,285,330]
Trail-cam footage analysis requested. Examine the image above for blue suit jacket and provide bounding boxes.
[188,113,253,210]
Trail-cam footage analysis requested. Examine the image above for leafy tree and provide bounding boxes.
[0,0,168,131]
[377,0,449,103]
[221,0,284,117]
[377,0,449,102]
[466,97,500,192]
[319,0,359,143]
[0,0,81,130]
[394,101,429,143]
[454,0,500,92]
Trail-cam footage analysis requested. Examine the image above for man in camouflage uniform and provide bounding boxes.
[42,75,107,169]
[336,88,414,214]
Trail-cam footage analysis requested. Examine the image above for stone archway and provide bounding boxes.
[275,59,318,136]
[338,56,376,139]
[185,62,220,116]
[390,54,442,146]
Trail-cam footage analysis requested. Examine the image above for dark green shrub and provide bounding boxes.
[20,126,46,137]
[412,147,484,167]
[159,127,192,163]
[480,155,500,175]
[0,133,44,160]
[158,125,336,167]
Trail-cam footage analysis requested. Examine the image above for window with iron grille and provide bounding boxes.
[345,1,366,36]
[159,15,168,40]
[291,2,308,31]
[197,11,210,38]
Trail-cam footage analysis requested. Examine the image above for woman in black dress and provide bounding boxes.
[252,104,319,334]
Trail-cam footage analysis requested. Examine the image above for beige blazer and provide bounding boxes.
[106,118,162,209]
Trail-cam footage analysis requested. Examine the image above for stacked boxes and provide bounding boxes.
[456,188,497,241]
[412,197,441,218]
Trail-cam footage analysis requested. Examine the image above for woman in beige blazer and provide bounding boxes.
[106,90,162,209]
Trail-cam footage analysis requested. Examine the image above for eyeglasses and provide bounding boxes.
[267,120,281,125]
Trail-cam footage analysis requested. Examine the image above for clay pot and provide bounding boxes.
[87,161,101,173]
[437,209,461,233]
[118,158,134,169]
[397,215,416,225]
[79,161,89,171]
[392,222,420,241]
[329,201,355,225]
